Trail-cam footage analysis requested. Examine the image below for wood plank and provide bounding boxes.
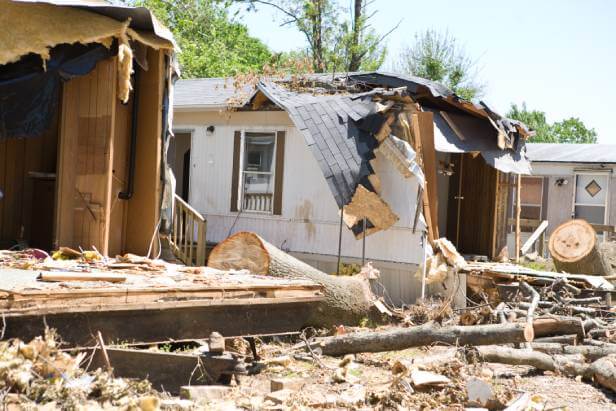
[86,348,242,393]
[521,220,549,255]
[416,112,439,240]
[3,298,324,347]
[124,49,164,255]
[37,272,127,283]
[591,223,616,233]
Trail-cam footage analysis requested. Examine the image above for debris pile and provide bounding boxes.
[0,329,158,410]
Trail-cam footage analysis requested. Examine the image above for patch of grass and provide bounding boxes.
[520,260,554,272]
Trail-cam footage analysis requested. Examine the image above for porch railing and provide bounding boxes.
[169,194,206,266]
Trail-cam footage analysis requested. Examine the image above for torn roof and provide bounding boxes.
[526,143,616,164]
[2,0,176,66]
[174,72,531,237]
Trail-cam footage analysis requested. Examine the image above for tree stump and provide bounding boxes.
[207,231,377,327]
[548,219,610,276]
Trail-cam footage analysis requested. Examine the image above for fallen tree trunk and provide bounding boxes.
[207,231,376,327]
[474,346,616,392]
[310,322,533,356]
[474,345,588,376]
[548,219,611,276]
[532,343,616,361]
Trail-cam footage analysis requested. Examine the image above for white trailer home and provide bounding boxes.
[171,73,531,305]
[507,143,616,255]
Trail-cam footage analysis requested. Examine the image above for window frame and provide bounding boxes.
[571,171,610,225]
[236,129,278,214]
[511,175,544,226]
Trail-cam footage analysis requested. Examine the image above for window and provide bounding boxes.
[511,176,544,231]
[240,132,276,212]
[230,130,285,214]
[573,173,609,225]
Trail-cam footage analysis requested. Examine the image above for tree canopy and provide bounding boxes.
[243,0,395,73]
[395,29,483,101]
[507,103,598,144]
[132,0,272,78]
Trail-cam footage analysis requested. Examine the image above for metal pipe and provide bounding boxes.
[119,67,140,200]
[336,206,343,275]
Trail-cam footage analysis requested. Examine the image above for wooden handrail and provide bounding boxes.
[169,194,206,266]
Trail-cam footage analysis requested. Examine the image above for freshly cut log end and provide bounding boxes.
[523,323,535,342]
[207,231,270,274]
[548,219,611,276]
[207,231,377,327]
[549,219,596,263]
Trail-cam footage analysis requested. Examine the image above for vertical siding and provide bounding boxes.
[610,177,616,226]
[175,110,425,266]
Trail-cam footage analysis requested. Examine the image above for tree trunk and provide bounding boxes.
[588,354,616,392]
[474,345,588,377]
[309,322,533,356]
[549,219,611,276]
[347,0,363,72]
[207,231,376,327]
[475,346,616,392]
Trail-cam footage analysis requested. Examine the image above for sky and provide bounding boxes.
[231,0,616,144]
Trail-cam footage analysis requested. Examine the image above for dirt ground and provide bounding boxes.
[202,339,616,410]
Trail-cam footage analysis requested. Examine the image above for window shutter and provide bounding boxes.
[230,131,241,212]
[273,131,285,215]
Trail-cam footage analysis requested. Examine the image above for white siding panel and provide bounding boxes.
[175,110,425,266]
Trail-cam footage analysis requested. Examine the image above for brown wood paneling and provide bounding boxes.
[124,49,164,256]
[456,153,497,257]
[108,95,132,256]
[273,130,285,215]
[0,104,59,248]
[56,58,116,253]
[230,131,241,212]
[415,112,439,241]
[492,170,510,257]
[446,153,462,247]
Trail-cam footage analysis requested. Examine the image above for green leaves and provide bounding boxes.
[396,29,483,101]
[134,0,272,78]
[507,103,597,144]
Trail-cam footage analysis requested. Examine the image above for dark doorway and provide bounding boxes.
[446,153,508,258]
[169,132,192,202]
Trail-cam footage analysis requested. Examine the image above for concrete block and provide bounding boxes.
[180,385,231,401]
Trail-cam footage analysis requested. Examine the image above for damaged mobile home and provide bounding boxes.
[0,0,326,349]
[173,72,533,304]
[0,0,176,257]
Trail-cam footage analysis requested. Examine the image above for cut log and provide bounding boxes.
[207,231,376,327]
[532,317,586,338]
[474,346,616,392]
[308,322,533,356]
[549,219,611,276]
